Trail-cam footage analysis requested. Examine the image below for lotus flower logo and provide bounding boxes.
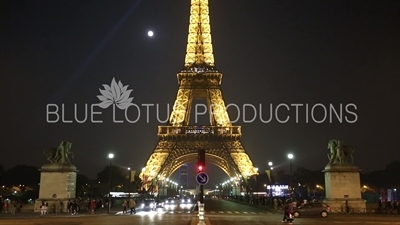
[97,78,134,110]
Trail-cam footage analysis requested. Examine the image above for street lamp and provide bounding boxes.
[108,153,114,213]
[267,161,273,184]
[287,153,294,194]
[127,163,132,199]
[255,167,259,204]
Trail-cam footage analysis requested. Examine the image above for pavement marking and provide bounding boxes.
[161,210,275,215]
[191,217,212,225]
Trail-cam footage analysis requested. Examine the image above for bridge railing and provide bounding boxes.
[158,126,241,136]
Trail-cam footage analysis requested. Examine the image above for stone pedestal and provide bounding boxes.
[322,164,366,213]
[34,164,78,212]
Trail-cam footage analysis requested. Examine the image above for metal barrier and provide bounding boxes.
[351,207,367,213]
[329,207,367,214]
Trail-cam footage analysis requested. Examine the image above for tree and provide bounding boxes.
[293,167,324,197]
[362,160,400,189]
[76,173,91,197]
[0,164,4,185]
[97,165,128,191]
[2,165,40,186]
[1,165,40,200]
[384,160,400,187]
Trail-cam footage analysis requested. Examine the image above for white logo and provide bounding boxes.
[97,78,134,110]
[45,77,358,124]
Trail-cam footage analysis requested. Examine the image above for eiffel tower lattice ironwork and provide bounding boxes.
[139,0,258,191]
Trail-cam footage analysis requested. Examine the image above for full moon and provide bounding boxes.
[147,31,154,37]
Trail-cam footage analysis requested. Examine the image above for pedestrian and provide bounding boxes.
[287,200,294,224]
[345,200,350,214]
[10,200,16,214]
[67,199,72,214]
[282,201,288,222]
[90,200,96,214]
[3,200,9,213]
[273,198,278,210]
[71,200,77,215]
[122,199,128,214]
[129,198,136,214]
[40,200,46,216]
[282,199,294,223]
[44,200,48,215]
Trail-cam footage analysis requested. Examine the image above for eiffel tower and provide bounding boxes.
[139,0,258,191]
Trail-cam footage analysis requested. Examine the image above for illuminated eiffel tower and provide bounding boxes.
[139,0,258,191]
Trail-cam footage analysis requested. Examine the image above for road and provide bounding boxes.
[1,198,399,225]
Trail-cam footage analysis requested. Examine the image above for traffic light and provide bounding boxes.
[197,149,206,173]
[198,164,203,173]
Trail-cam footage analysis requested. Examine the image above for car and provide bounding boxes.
[164,197,176,205]
[140,199,156,211]
[293,202,331,218]
[163,197,177,209]
[155,199,164,208]
[180,197,192,204]
[180,197,194,209]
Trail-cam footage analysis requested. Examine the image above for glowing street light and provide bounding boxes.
[288,153,294,192]
[107,153,114,213]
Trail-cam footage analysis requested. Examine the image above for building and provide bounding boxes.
[179,165,188,189]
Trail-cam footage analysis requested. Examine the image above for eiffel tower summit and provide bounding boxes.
[139,0,258,191]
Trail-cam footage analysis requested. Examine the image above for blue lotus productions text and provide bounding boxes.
[46,103,358,124]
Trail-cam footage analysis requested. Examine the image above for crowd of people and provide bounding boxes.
[0,199,24,214]
[377,199,400,214]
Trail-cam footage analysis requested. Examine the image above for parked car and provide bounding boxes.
[293,202,331,218]
[140,199,156,211]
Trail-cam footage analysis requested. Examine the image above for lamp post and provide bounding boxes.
[255,167,259,204]
[128,163,132,199]
[108,153,114,213]
[267,162,273,199]
[287,153,294,195]
[267,161,273,183]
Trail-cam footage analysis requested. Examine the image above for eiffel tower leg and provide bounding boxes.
[208,88,231,127]
[139,141,175,191]
[224,140,258,178]
[170,89,192,126]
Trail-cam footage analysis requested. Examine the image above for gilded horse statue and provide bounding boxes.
[43,141,74,164]
[327,139,355,165]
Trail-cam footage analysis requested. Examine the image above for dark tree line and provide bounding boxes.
[361,160,400,190]
[0,161,399,199]
[0,164,142,200]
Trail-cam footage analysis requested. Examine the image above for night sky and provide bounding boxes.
[1,0,399,186]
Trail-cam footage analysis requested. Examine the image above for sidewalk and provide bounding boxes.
[0,208,120,218]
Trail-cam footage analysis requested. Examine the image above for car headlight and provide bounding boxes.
[150,203,154,207]
[171,200,174,203]
[141,203,144,207]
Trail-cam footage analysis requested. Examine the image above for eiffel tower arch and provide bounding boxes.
[139,0,258,191]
